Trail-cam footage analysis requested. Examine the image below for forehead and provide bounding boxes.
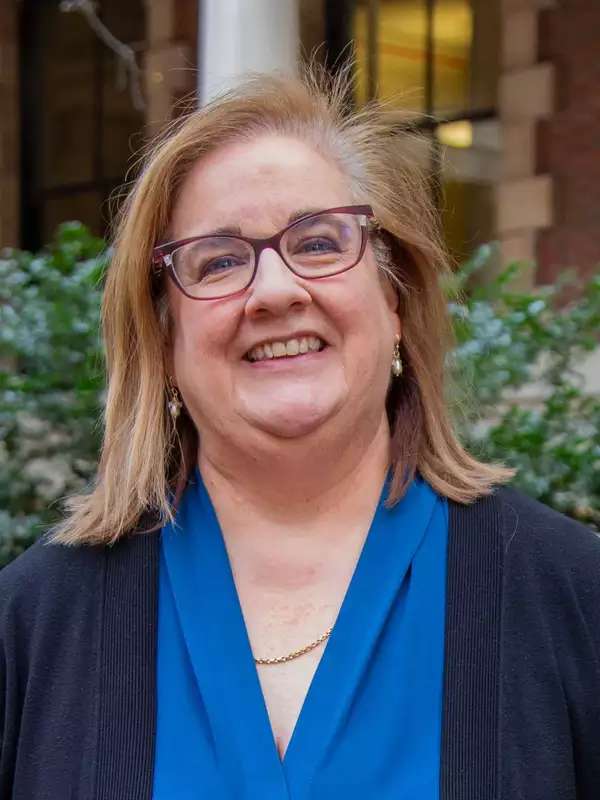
[169,134,355,239]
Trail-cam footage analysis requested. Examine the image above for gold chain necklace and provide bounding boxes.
[254,625,334,665]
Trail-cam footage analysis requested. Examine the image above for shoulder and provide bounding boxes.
[493,485,600,573]
[462,487,600,618]
[451,486,600,604]
[0,535,107,633]
[0,524,160,634]
[454,485,600,564]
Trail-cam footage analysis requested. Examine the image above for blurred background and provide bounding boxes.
[0,0,598,561]
[3,0,599,281]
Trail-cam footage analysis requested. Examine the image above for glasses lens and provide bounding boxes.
[172,237,254,298]
[282,212,364,277]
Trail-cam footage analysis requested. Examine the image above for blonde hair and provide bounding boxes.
[52,65,512,546]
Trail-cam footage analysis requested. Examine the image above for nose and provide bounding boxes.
[243,247,312,319]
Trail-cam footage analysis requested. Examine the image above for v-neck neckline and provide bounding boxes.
[161,470,437,795]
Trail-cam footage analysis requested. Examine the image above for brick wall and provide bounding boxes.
[537,1,600,282]
[0,0,19,247]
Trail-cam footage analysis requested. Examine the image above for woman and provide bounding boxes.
[1,68,599,800]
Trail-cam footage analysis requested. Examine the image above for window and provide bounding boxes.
[353,0,501,260]
[20,0,146,249]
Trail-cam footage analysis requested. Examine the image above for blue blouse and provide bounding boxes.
[154,470,448,799]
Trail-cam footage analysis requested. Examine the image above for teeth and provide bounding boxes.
[247,336,324,362]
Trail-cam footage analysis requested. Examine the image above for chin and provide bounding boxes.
[242,401,341,440]
[236,382,347,440]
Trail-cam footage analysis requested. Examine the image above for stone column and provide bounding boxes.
[495,0,556,285]
[198,0,299,104]
[0,0,20,246]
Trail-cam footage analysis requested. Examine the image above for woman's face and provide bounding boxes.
[167,134,400,450]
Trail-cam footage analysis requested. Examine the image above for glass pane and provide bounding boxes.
[41,190,104,243]
[352,0,499,114]
[433,0,472,116]
[21,0,146,249]
[468,0,500,112]
[353,1,370,105]
[433,0,499,116]
[437,118,502,261]
[378,0,428,112]
[101,0,146,178]
[39,3,96,188]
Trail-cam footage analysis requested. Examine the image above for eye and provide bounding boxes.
[203,255,244,274]
[295,237,340,254]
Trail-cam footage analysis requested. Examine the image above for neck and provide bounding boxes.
[198,413,391,533]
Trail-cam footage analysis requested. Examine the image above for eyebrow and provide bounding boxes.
[288,207,322,223]
[202,207,323,238]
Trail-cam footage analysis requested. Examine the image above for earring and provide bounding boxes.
[167,377,182,420]
[391,336,403,378]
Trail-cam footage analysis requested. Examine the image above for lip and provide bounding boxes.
[241,331,329,360]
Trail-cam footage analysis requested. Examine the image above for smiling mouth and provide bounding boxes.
[245,336,327,363]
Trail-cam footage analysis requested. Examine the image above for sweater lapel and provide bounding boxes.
[441,494,503,800]
[95,528,159,800]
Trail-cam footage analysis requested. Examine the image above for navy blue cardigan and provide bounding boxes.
[1,486,599,799]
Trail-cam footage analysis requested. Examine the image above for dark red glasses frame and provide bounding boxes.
[152,204,374,300]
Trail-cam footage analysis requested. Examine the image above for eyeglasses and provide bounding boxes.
[152,205,374,300]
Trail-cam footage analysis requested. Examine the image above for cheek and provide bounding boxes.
[334,269,397,345]
[336,277,398,384]
[170,305,238,425]
[169,297,241,379]
[170,305,205,363]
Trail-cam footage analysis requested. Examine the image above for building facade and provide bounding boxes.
[0,0,598,285]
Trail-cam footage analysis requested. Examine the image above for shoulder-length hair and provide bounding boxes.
[51,65,512,546]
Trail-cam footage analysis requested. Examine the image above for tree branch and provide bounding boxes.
[59,0,145,111]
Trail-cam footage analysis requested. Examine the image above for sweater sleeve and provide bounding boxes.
[498,488,600,800]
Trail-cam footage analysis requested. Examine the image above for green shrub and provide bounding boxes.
[0,228,598,566]
[0,223,107,564]
[448,245,599,528]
